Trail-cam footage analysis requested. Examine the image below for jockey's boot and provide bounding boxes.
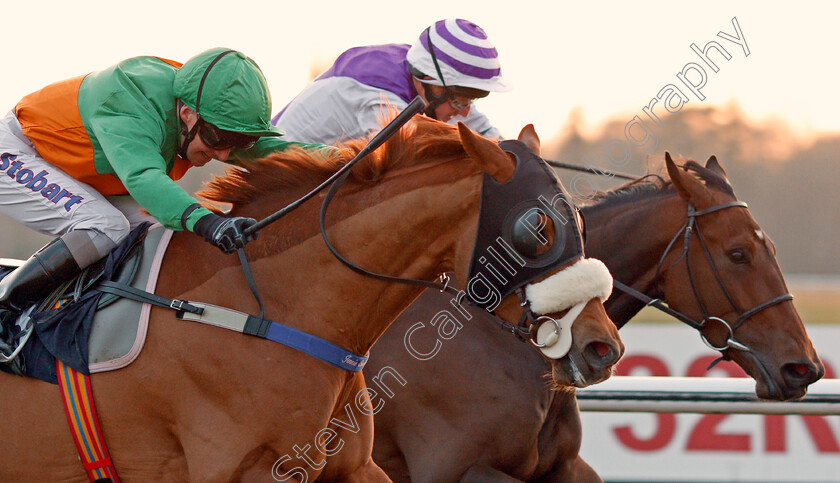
[0,237,81,327]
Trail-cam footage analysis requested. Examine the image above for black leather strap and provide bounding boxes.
[243,314,272,337]
[97,281,203,315]
[612,279,703,330]
[318,170,460,297]
[236,247,265,323]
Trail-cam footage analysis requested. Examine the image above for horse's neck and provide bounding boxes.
[583,191,685,327]
[159,173,480,356]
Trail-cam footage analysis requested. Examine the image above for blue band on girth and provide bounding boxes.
[265,322,368,372]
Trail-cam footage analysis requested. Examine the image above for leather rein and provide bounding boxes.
[231,99,536,345]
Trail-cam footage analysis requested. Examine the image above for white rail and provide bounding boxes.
[576,377,840,415]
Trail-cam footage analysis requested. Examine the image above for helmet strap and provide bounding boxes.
[419,84,448,119]
[178,113,200,159]
[177,50,237,159]
[419,27,452,119]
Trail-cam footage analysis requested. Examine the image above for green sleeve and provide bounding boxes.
[88,115,212,231]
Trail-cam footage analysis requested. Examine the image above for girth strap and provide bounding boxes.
[175,302,369,372]
[96,281,367,372]
[56,359,119,483]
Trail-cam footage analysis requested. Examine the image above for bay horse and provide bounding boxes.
[367,147,823,482]
[0,118,622,481]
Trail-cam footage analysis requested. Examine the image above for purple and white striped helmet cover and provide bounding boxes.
[406,19,511,92]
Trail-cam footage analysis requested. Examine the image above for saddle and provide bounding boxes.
[0,223,170,383]
[1,221,369,383]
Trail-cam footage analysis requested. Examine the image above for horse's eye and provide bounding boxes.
[728,248,750,264]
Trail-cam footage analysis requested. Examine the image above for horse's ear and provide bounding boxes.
[458,122,515,182]
[666,152,712,206]
[705,155,727,177]
[517,124,541,156]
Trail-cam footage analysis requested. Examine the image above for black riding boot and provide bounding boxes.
[0,238,82,330]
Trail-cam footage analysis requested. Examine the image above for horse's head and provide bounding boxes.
[454,123,623,388]
[197,116,621,388]
[659,152,823,400]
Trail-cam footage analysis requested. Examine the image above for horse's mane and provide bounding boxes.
[198,116,468,205]
[584,156,735,210]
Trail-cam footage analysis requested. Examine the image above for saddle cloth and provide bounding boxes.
[0,223,172,383]
[88,224,170,373]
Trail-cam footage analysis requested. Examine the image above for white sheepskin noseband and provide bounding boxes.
[524,258,613,315]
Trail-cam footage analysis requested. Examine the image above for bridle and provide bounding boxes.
[437,286,551,346]
[613,200,793,359]
[236,101,585,351]
[319,140,585,348]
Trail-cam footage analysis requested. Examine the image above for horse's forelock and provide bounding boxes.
[653,154,735,196]
[680,159,735,197]
[197,117,467,206]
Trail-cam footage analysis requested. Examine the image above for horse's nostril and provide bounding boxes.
[791,364,809,376]
[585,341,616,369]
[782,362,821,386]
[593,341,610,358]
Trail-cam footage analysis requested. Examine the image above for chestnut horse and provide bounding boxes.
[0,118,622,481]
[367,151,823,482]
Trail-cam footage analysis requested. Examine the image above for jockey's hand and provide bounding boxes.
[194,213,259,254]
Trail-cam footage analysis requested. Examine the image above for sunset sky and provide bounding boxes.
[2,1,837,142]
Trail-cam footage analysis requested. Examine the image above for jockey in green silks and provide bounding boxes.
[0,48,327,350]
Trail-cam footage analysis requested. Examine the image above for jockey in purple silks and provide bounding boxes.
[272,18,511,145]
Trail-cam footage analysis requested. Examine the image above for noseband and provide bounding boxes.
[613,200,793,357]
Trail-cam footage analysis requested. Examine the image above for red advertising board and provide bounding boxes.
[579,325,840,482]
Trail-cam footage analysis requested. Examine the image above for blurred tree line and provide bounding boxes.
[544,103,840,274]
[2,103,837,275]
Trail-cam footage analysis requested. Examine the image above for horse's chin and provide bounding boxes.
[739,353,809,401]
[754,380,807,401]
[550,352,615,389]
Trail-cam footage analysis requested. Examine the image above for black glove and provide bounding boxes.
[193,213,259,254]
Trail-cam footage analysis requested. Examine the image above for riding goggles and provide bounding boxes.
[198,119,259,150]
[447,95,474,111]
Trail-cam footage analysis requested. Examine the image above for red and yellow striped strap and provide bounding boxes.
[56,359,120,482]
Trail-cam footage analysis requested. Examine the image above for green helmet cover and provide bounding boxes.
[174,48,283,137]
